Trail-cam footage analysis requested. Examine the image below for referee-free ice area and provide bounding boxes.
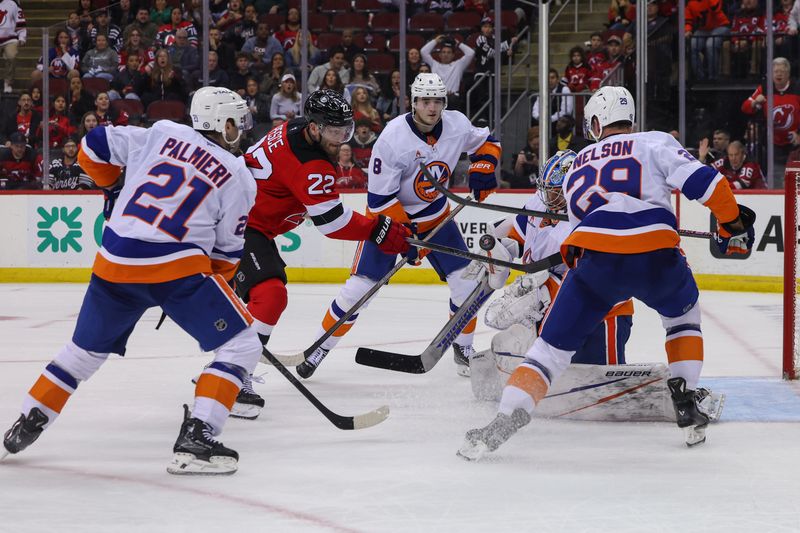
[1,283,798,533]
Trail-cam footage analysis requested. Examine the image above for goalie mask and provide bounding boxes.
[537,150,576,212]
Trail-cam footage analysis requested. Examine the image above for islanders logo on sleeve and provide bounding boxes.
[413,161,451,202]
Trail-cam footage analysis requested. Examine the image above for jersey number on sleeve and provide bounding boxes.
[307,173,335,195]
[566,158,642,219]
[122,162,213,241]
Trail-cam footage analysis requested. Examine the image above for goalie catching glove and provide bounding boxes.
[461,234,520,290]
[714,204,756,256]
[369,215,412,255]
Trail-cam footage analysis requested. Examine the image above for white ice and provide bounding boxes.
[1,283,799,533]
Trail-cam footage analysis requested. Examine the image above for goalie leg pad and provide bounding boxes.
[471,324,536,401]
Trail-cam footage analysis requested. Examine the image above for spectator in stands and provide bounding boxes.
[229,52,260,95]
[142,49,188,107]
[429,0,457,15]
[269,73,301,124]
[532,68,573,129]
[378,70,404,123]
[712,140,766,188]
[32,30,81,84]
[588,48,617,91]
[124,8,158,49]
[345,54,381,101]
[225,4,259,50]
[419,63,432,74]
[509,126,540,189]
[65,12,89,56]
[191,50,230,91]
[150,0,172,26]
[77,0,94,27]
[67,76,95,122]
[697,128,731,164]
[30,87,43,114]
[474,16,518,73]
[320,68,345,95]
[331,29,364,65]
[586,32,606,71]
[421,35,476,111]
[608,0,635,30]
[216,0,244,31]
[685,0,731,81]
[82,34,119,81]
[168,28,201,81]
[334,143,367,189]
[308,50,350,92]
[111,53,146,100]
[47,135,93,190]
[90,9,123,52]
[351,86,382,133]
[350,119,378,170]
[742,57,800,179]
[731,0,766,78]
[549,115,590,154]
[3,92,41,147]
[78,110,98,137]
[463,0,491,15]
[156,7,199,48]
[253,0,285,16]
[406,48,424,90]
[244,77,271,125]
[284,30,323,74]
[0,132,41,190]
[259,51,287,95]
[564,46,591,92]
[120,30,156,74]
[37,95,74,149]
[208,27,236,73]
[112,0,135,28]
[94,92,129,126]
[242,21,284,74]
[773,0,795,64]
[0,0,25,93]
[275,8,303,50]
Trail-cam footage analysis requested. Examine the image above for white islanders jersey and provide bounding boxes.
[510,194,569,278]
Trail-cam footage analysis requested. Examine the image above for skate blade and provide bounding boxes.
[230,403,261,420]
[456,364,470,378]
[684,424,707,447]
[0,450,9,462]
[704,393,726,423]
[167,453,238,475]
[457,440,488,461]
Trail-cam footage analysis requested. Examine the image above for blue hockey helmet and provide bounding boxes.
[537,150,576,212]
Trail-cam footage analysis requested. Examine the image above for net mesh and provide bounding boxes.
[784,166,799,380]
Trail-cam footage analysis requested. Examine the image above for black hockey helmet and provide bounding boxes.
[304,89,354,143]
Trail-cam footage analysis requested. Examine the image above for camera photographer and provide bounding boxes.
[508,126,540,189]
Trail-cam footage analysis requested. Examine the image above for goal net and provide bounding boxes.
[784,164,800,380]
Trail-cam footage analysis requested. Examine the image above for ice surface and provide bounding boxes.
[1,284,799,532]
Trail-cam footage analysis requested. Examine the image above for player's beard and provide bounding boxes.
[320,139,341,159]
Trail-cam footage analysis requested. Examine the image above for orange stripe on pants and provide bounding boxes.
[322,309,356,337]
[606,318,617,365]
[212,274,253,325]
[29,375,72,413]
[665,335,704,363]
[507,366,549,404]
[195,373,240,410]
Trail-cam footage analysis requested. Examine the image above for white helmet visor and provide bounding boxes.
[320,121,354,144]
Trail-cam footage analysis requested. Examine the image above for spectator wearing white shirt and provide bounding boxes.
[0,0,26,93]
[269,73,301,126]
[307,50,350,93]
[420,35,475,111]
[532,68,573,131]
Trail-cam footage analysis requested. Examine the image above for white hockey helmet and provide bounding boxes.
[190,86,253,146]
[411,72,448,108]
[583,86,635,141]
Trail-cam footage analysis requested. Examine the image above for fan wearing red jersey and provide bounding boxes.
[229,89,410,415]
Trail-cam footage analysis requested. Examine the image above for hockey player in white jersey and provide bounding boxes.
[1,87,262,475]
[459,86,755,460]
[296,73,502,378]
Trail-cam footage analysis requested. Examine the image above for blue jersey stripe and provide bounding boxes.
[514,214,528,236]
[579,207,677,231]
[666,323,702,336]
[331,300,359,322]
[85,126,112,163]
[102,228,205,259]
[211,247,243,259]
[682,166,718,200]
[367,191,398,210]
[46,363,79,389]
[209,361,247,382]
[410,195,447,220]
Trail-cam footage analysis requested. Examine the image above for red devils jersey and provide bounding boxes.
[712,157,765,189]
[773,12,788,33]
[587,50,606,71]
[243,118,375,241]
[731,12,765,43]
[564,63,591,92]
[742,82,800,146]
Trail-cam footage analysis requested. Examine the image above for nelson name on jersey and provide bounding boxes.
[158,137,235,188]
[572,139,634,168]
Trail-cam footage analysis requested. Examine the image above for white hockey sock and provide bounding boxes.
[499,385,536,416]
[669,360,703,390]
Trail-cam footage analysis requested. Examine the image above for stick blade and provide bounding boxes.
[355,347,427,374]
[260,349,305,367]
[352,405,390,430]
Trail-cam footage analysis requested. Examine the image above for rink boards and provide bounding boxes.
[0,190,786,292]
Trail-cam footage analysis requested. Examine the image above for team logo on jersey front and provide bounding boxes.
[413,161,451,202]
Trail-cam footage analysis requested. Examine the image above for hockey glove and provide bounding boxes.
[468,155,498,202]
[370,215,412,255]
[461,235,519,290]
[102,185,122,221]
[714,204,756,256]
[403,223,430,266]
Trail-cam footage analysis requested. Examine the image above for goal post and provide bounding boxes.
[784,164,800,380]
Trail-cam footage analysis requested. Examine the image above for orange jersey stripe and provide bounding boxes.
[93,253,212,283]
[415,206,451,234]
[77,148,121,188]
[211,274,253,325]
[703,179,739,224]
[507,365,549,404]
[508,225,525,246]
[211,259,239,282]
[29,375,71,413]
[607,299,634,317]
[562,229,680,255]
[474,140,502,161]
[367,202,412,225]
[606,318,618,365]
[195,373,240,410]
[665,335,704,363]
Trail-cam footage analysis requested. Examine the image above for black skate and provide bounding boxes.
[231,374,265,420]
[453,344,474,377]
[296,347,329,379]
[2,408,49,459]
[457,408,531,461]
[167,405,239,475]
[668,377,710,447]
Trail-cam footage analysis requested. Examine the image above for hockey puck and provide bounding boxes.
[479,234,496,251]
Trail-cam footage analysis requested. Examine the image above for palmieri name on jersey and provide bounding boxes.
[158,137,235,188]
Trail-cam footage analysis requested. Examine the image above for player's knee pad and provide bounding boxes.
[247,278,288,326]
[446,267,478,307]
[660,300,702,331]
[52,341,109,382]
[214,326,262,375]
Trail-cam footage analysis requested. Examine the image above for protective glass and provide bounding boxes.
[239,110,254,131]
[320,121,354,143]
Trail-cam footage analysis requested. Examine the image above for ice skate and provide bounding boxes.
[453,344,475,377]
[457,408,531,461]
[696,387,725,422]
[667,377,710,447]
[231,374,265,420]
[296,346,329,379]
[168,405,238,476]
[2,408,49,459]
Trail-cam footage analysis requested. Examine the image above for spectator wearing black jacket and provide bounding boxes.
[0,132,41,190]
[190,51,230,91]
[3,92,42,147]
[67,76,95,122]
[111,53,147,100]
[47,136,94,190]
[142,48,188,107]
[228,52,260,95]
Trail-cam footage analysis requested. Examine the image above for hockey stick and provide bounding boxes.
[262,200,470,368]
[261,349,389,430]
[421,163,714,240]
[407,237,563,274]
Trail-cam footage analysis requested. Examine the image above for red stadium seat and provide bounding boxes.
[111,99,144,118]
[287,0,301,10]
[446,11,482,33]
[353,0,382,13]
[35,78,68,98]
[307,13,331,33]
[409,13,445,33]
[371,12,400,33]
[331,13,368,31]
[487,10,518,31]
[465,32,480,49]
[368,53,396,74]
[353,32,385,53]
[146,100,186,122]
[388,33,425,53]
[316,32,341,51]
[320,0,351,14]
[260,13,285,31]
[81,77,110,96]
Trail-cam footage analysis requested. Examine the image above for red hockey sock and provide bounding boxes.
[247,278,288,328]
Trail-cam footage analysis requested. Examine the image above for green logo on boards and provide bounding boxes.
[36,206,83,253]
[280,231,301,252]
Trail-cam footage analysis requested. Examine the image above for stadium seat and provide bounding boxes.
[111,99,144,118]
[353,0,383,13]
[388,33,425,53]
[368,53,396,75]
[331,13,368,31]
[487,10,518,31]
[465,32,480,49]
[371,12,400,33]
[320,0,351,14]
[316,32,341,51]
[353,33,385,53]
[287,0,301,9]
[446,11,482,33]
[308,13,331,33]
[409,13,445,33]
[81,77,110,97]
[146,100,186,122]
[35,78,68,98]
[260,14,285,31]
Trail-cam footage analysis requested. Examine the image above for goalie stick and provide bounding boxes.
[263,200,470,367]
[261,349,390,430]
[421,163,714,240]
[407,237,563,273]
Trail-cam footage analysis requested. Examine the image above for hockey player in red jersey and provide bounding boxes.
[228,89,411,416]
